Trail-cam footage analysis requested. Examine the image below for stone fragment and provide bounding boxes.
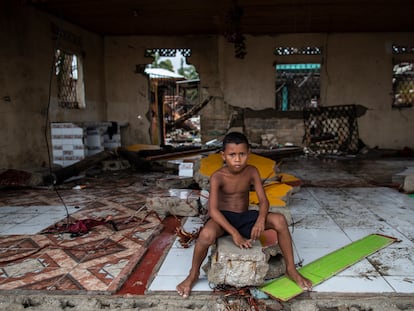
[146,189,200,217]
[206,235,284,287]
[403,174,414,193]
[155,176,194,189]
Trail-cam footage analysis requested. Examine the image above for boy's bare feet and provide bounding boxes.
[176,272,199,298]
[286,267,312,291]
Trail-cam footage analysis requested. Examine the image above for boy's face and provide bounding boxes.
[221,142,250,173]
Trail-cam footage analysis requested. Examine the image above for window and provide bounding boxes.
[55,49,85,109]
[392,61,414,108]
[275,63,321,111]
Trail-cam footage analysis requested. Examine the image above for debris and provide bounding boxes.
[402,174,414,193]
[175,226,200,248]
[206,235,283,287]
[43,216,118,237]
[0,169,43,188]
[49,150,116,184]
[72,185,86,190]
[146,189,202,217]
[102,159,131,171]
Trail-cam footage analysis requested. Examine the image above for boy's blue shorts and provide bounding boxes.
[221,210,259,239]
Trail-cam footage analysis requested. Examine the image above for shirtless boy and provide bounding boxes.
[176,131,312,298]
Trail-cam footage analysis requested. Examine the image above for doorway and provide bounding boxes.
[145,49,200,147]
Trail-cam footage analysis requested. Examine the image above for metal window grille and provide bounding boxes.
[275,63,320,111]
[145,48,192,58]
[274,46,322,56]
[303,105,360,155]
[55,49,79,109]
[392,62,414,108]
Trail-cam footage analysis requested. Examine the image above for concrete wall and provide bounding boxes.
[1,2,414,170]
[103,35,222,146]
[0,2,105,169]
[105,33,414,149]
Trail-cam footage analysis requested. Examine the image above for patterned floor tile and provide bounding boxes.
[0,174,164,293]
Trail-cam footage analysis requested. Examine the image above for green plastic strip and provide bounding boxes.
[260,233,397,301]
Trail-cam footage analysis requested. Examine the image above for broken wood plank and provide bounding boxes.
[50,150,115,184]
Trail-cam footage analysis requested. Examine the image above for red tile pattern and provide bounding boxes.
[0,173,166,294]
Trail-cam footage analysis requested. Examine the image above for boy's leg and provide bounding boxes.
[176,219,224,298]
[266,213,312,290]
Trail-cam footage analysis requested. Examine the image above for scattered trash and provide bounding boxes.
[72,185,86,190]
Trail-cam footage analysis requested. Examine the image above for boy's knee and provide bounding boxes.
[199,229,218,245]
[270,212,288,227]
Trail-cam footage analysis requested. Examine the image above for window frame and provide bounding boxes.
[55,48,86,109]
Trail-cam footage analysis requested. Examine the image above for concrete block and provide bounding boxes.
[179,162,194,177]
[206,235,283,287]
[146,189,200,217]
[155,176,194,189]
[86,133,104,147]
[403,174,414,193]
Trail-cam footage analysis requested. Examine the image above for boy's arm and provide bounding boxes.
[250,166,269,240]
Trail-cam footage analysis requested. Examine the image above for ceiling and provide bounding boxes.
[27,0,414,36]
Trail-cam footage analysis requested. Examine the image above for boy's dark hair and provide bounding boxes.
[222,132,250,150]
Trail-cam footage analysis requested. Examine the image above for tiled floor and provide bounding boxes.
[1,157,414,299]
[0,205,79,235]
[0,173,164,294]
[148,187,414,295]
[148,158,414,296]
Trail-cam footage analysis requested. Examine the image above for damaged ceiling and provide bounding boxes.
[26,0,414,36]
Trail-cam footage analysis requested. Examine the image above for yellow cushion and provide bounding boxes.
[199,153,276,180]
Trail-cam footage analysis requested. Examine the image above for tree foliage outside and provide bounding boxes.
[150,52,175,72]
[178,58,199,80]
[151,52,199,80]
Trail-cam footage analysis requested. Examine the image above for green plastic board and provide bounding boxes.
[260,233,397,301]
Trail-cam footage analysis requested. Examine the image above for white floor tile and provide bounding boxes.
[335,258,382,277]
[0,206,26,214]
[0,213,34,225]
[343,228,414,249]
[0,205,81,235]
[291,228,350,250]
[290,213,338,229]
[369,247,414,276]
[157,247,196,276]
[294,247,340,266]
[148,275,211,292]
[1,224,44,235]
[314,275,395,293]
[383,276,414,293]
[0,223,20,234]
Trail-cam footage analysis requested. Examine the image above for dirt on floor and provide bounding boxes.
[1,292,414,311]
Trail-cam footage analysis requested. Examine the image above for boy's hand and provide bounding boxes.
[232,233,253,249]
[250,220,265,241]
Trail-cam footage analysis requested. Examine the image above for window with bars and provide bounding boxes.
[392,61,414,108]
[55,49,85,109]
[275,63,321,111]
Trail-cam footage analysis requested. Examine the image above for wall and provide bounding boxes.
[0,2,105,169]
[324,33,414,150]
[104,35,224,146]
[105,33,414,149]
[2,3,414,170]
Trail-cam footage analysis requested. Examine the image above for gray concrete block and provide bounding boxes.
[206,235,284,287]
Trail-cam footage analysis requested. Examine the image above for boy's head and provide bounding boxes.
[222,132,250,151]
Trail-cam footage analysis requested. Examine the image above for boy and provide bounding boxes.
[176,132,312,298]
